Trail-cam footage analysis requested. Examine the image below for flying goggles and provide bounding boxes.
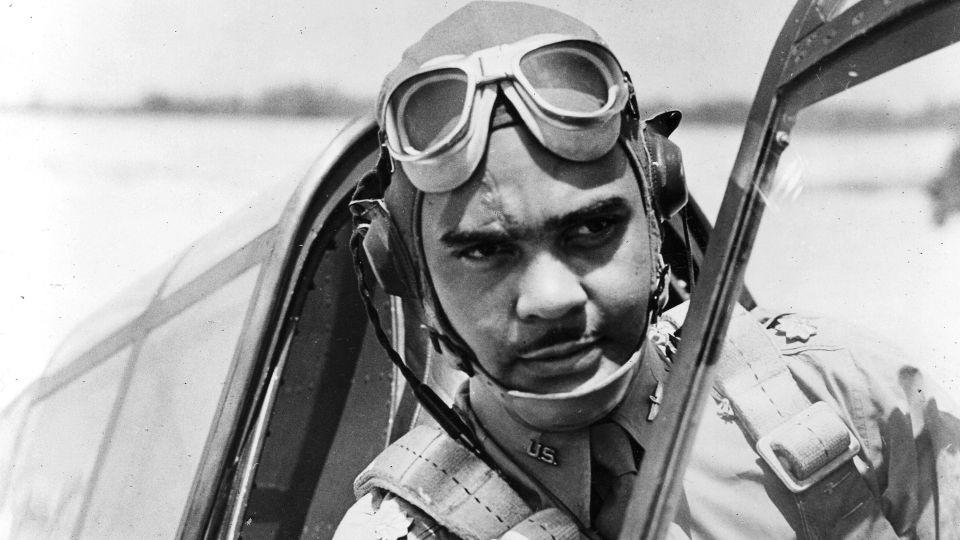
[381,33,634,193]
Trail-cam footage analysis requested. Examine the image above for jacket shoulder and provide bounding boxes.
[752,309,951,411]
[345,425,583,539]
[352,425,530,539]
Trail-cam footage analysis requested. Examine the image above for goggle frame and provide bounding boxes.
[382,33,631,166]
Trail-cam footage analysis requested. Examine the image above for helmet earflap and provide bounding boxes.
[356,200,420,299]
[350,135,421,301]
[640,110,688,222]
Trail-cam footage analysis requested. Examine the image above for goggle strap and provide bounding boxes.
[349,227,486,459]
[349,175,384,228]
[349,134,393,215]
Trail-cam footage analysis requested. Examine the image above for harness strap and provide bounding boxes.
[355,425,578,539]
[501,509,581,540]
[715,309,899,540]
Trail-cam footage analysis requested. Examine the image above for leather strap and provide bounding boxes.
[501,509,581,540]
[355,425,579,539]
[715,310,899,540]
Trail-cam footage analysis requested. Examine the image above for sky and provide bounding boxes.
[6,0,960,112]
[2,0,803,108]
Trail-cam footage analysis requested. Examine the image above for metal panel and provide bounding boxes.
[190,117,380,538]
[783,0,960,110]
[780,0,937,86]
[238,221,391,539]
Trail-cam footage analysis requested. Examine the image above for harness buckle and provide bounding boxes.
[755,401,861,493]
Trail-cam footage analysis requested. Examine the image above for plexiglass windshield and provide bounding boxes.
[746,41,960,393]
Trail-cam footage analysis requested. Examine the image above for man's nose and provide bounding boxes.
[515,252,587,320]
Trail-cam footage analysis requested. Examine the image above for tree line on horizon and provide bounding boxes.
[640,99,960,131]
[18,84,960,130]
[137,84,371,117]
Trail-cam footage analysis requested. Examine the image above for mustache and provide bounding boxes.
[516,326,599,356]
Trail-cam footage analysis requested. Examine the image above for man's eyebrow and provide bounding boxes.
[440,228,515,247]
[543,196,631,231]
[439,196,630,247]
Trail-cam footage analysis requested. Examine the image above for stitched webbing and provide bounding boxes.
[501,508,581,540]
[715,310,899,540]
[355,425,574,540]
[769,402,851,480]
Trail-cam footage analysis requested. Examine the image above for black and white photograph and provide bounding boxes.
[2,0,959,538]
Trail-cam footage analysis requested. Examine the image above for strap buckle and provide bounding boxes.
[755,401,861,493]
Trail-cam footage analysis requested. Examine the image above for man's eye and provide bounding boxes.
[456,243,512,262]
[566,217,622,246]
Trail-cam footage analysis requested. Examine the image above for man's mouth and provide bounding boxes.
[515,335,605,380]
[517,335,601,361]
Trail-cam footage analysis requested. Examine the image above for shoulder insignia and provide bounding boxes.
[647,380,665,421]
[367,498,412,540]
[649,326,678,362]
[773,316,818,343]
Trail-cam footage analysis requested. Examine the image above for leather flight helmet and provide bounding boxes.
[350,1,689,375]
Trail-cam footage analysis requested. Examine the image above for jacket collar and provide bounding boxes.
[461,338,669,524]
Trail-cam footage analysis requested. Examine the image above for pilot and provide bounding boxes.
[336,2,959,538]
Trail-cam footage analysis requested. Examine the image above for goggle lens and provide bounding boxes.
[519,42,619,113]
[392,69,469,152]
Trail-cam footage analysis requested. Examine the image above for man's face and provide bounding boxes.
[421,125,654,394]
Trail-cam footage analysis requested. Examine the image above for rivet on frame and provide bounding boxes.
[775,131,790,147]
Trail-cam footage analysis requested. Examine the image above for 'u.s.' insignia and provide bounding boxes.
[526,439,559,466]
[774,316,818,343]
